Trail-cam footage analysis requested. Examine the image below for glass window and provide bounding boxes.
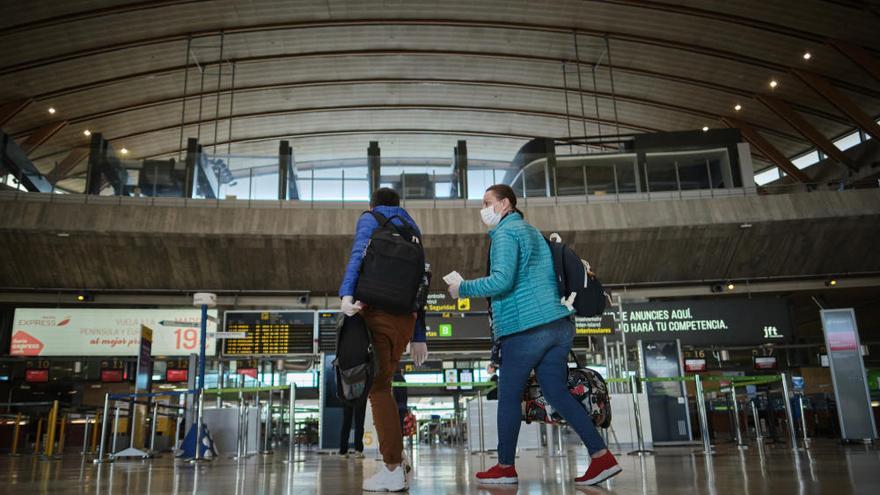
[643,154,679,192]
[554,165,586,196]
[755,167,780,185]
[792,151,819,170]
[833,131,861,151]
[285,371,318,388]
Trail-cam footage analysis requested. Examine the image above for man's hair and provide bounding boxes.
[370,187,401,208]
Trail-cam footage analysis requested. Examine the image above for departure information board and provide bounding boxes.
[222,311,314,356]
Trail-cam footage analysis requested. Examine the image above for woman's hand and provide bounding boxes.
[340,295,363,316]
[447,280,461,299]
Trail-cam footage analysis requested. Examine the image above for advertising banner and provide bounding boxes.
[10,308,217,357]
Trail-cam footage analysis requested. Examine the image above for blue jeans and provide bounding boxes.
[496,317,606,464]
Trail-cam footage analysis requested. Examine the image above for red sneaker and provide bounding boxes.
[575,451,622,485]
[476,464,519,484]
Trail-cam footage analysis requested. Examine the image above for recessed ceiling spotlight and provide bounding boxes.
[803,52,812,60]
[769,80,778,89]
[734,104,742,111]
[48,107,56,114]
[120,147,129,155]
[702,126,709,132]
[83,129,91,137]
[727,282,736,291]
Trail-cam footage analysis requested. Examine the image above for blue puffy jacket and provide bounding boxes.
[339,205,426,342]
[459,212,572,339]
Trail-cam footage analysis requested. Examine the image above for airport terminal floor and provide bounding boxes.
[1,442,878,494]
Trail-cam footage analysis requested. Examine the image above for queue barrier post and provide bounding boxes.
[750,399,763,443]
[10,413,22,456]
[149,402,160,454]
[262,387,274,455]
[694,374,713,455]
[779,373,799,450]
[798,394,810,447]
[34,417,44,454]
[233,392,247,460]
[58,413,69,455]
[94,394,112,463]
[476,389,486,454]
[729,384,747,449]
[282,382,301,464]
[44,400,59,458]
[627,375,653,456]
[192,391,206,462]
[81,415,91,455]
[90,412,101,454]
[110,402,122,456]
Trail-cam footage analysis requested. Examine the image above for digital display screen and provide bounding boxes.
[754,356,778,370]
[166,369,188,382]
[101,369,124,383]
[684,358,707,372]
[25,369,49,383]
[223,311,314,356]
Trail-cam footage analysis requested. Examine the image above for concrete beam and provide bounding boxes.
[720,116,809,182]
[756,95,855,171]
[19,121,68,155]
[0,98,33,127]
[828,39,880,83]
[792,69,880,142]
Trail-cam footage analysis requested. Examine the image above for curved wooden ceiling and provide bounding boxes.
[1,0,878,191]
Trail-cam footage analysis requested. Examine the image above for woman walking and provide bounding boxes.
[445,184,621,486]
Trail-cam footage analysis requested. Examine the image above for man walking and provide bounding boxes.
[339,187,429,492]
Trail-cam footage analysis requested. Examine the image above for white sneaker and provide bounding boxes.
[363,464,407,492]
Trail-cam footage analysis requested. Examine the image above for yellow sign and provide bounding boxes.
[457,298,471,311]
[261,312,269,320]
[405,364,414,372]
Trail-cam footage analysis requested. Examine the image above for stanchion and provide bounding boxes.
[750,400,763,443]
[627,375,653,456]
[34,417,44,454]
[474,389,486,454]
[730,385,747,449]
[91,413,101,454]
[81,415,92,455]
[111,403,122,455]
[798,395,810,448]
[780,373,799,450]
[191,391,206,463]
[695,374,713,455]
[58,413,69,455]
[282,383,301,464]
[149,403,159,454]
[10,413,22,456]
[233,392,247,460]
[174,394,185,454]
[94,394,112,463]
[262,388,274,455]
[44,400,59,458]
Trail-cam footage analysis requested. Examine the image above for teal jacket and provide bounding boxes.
[459,212,573,339]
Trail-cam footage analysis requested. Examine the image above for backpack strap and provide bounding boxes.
[364,210,419,241]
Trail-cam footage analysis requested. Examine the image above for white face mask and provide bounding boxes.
[480,204,503,227]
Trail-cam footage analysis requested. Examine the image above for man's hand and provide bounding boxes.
[410,342,428,367]
[340,295,363,317]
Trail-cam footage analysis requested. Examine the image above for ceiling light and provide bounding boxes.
[734,104,742,111]
[56,232,70,237]
[803,52,812,60]
[769,80,778,89]
[727,283,736,291]
[48,107,56,114]
[702,126,709,132]
[83,130,91,137]
[120,147,129,155]
[825,278,838,287]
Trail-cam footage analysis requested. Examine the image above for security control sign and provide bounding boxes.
[10,308,217,357]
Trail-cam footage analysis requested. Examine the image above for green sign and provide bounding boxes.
[438,324,453,337]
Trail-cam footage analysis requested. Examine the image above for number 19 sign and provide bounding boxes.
[10,308,217,357]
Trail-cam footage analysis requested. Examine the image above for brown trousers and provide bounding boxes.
[363,308,415,465]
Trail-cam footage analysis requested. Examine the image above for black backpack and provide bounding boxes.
[545,234,606,318]
[332,314,376,405]
[354,210,426,314]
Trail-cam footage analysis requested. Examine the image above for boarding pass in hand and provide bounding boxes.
[443,271,463,285]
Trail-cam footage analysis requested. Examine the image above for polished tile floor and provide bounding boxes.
[1,440,878,494]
